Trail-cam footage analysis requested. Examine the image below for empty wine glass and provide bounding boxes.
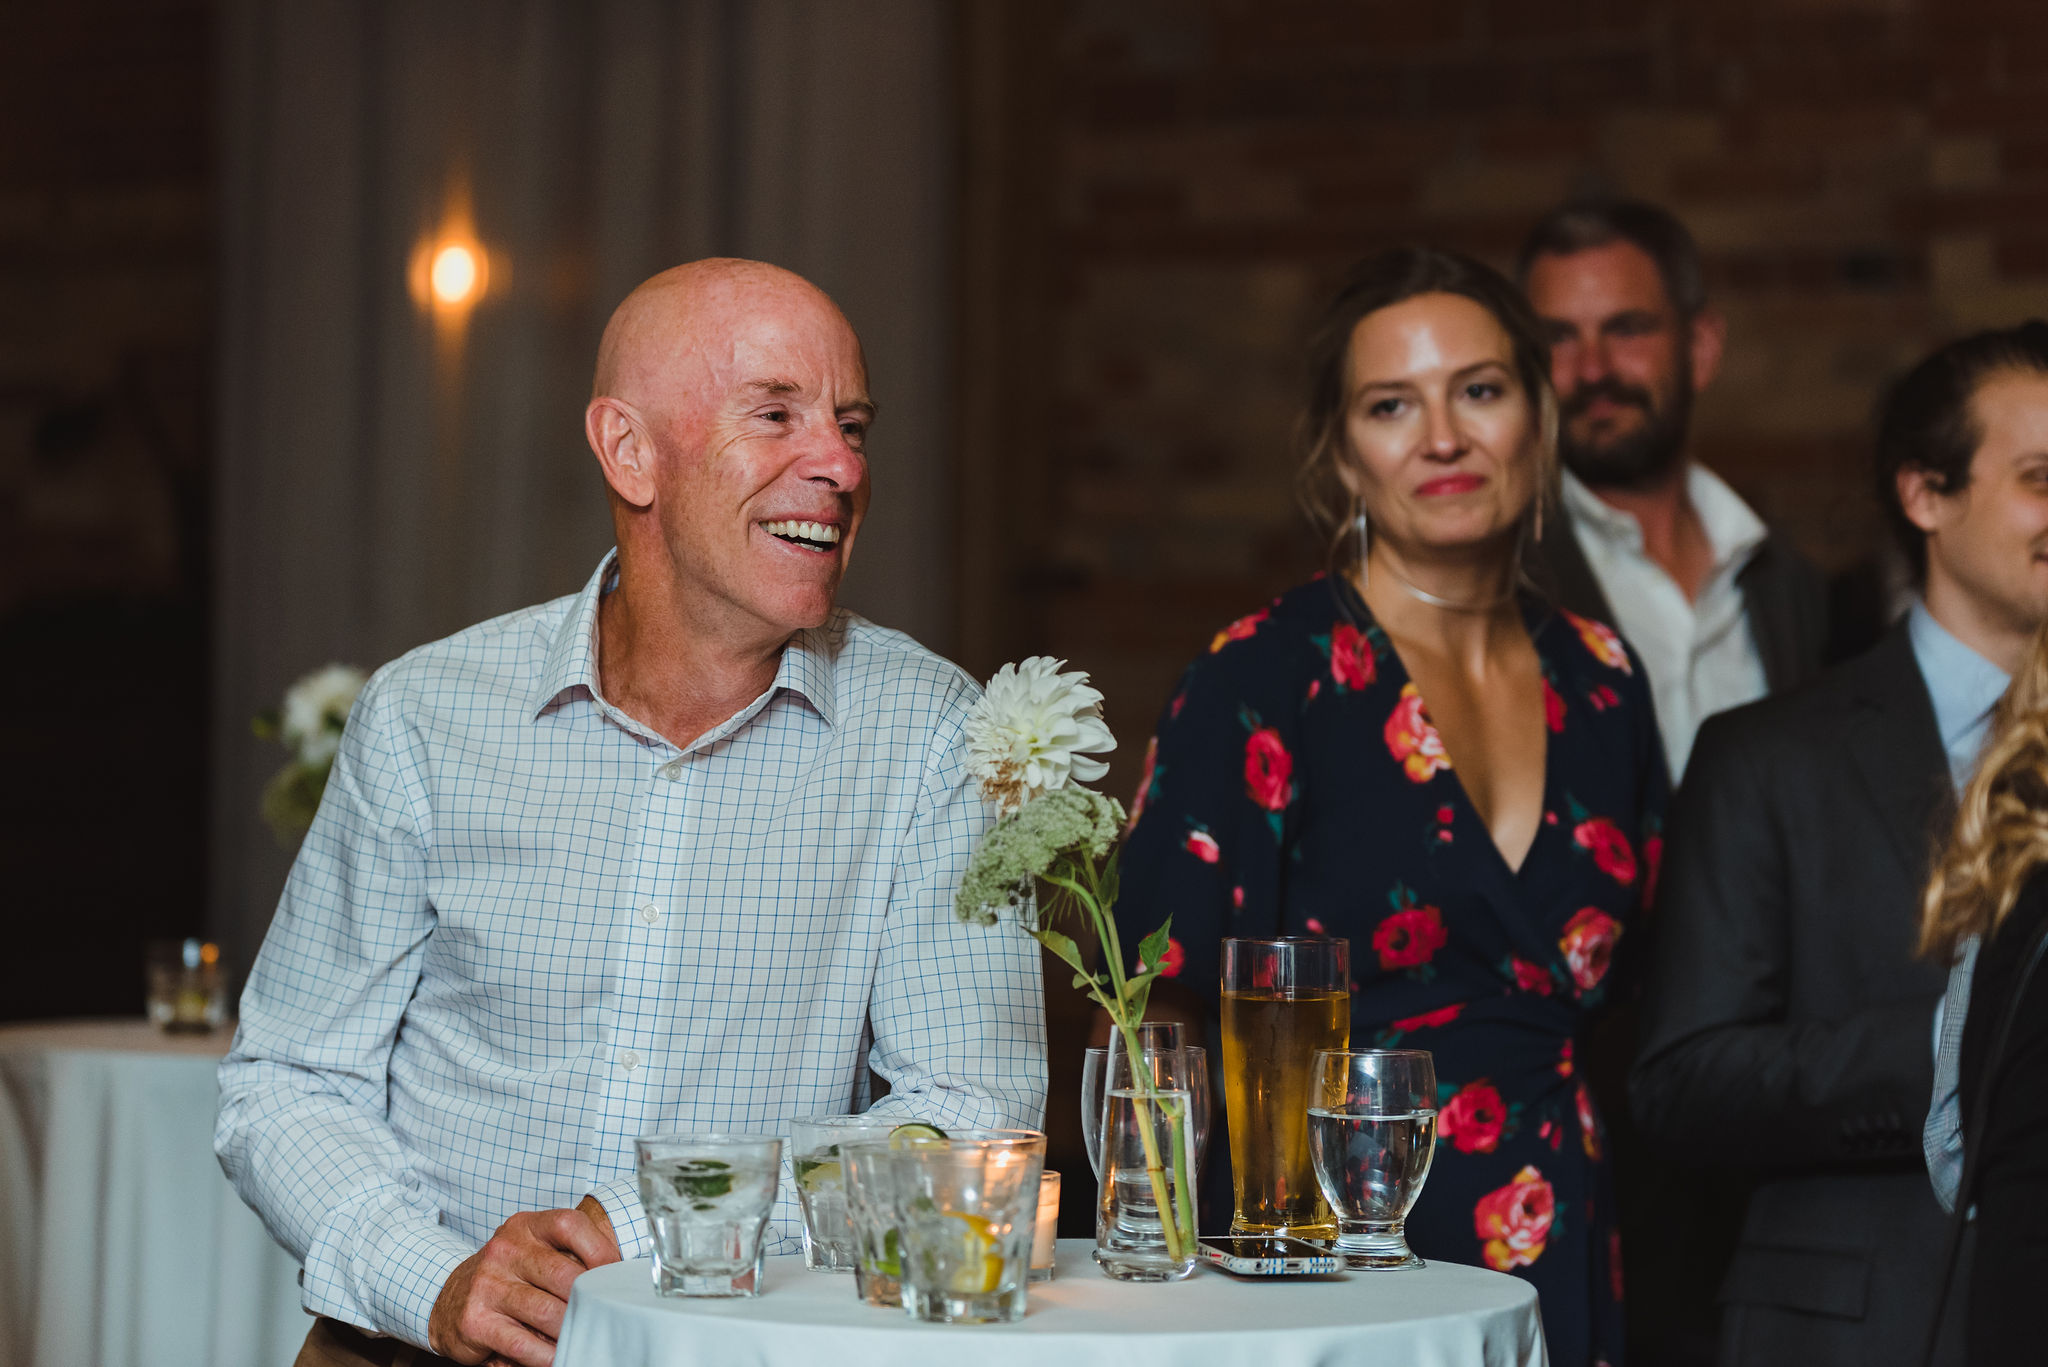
[1308,1049,1437,1269]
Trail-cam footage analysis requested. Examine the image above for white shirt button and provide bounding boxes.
[659,760,684,781]
[639,903,661,926]
[619,1050,640,1073]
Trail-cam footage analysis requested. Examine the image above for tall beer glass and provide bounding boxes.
[1220,936,1350,1238]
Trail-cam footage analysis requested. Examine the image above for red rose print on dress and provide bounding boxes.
[1156,937,1185,979]
[1328,623,1377,691]
[1126,736,1160,834]
[1542,676,1566,733]
[1557,1038,1573,1077]
[1559,907,1623,993]
[1474,1166,1556,1271]
[1439,1081,1508,1154]
[1373,884,1448,975]
[1210,609,1268,653]
[1244,725,1294,813]
[1577,1080,1602,1159]
[1385,683,1452,783]
[1510,956,1553,996]
[1184,827,1220,864]
[1389,1003,1463,1032]
[1572,813,1637,885]
[1562,610,1632,675]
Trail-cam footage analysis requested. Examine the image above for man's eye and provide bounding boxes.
[840,421,866,443]
[762,409,790,424]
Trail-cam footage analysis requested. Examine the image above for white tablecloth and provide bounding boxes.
[556,1237,1547,1367]
[0,1020,308,1367]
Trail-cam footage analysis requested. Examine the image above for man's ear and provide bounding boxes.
[1896,463,1953,536]
[1687,307,1726,394]
[586,397,657,508]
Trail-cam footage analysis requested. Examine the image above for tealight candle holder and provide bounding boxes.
[1030,1170,1061,1282]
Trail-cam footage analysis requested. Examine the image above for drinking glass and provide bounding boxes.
[1082,1039,1209,1179]
[146,938,229,1032]
[1309,1049,1437,1269]
[1220,936,1350,1238]
[848,1133,1047,1323]
[841,1128,1045,1311]
[1093,1084,1199,1282]
[634,1133,782,1297]
[790,1114,900,1271]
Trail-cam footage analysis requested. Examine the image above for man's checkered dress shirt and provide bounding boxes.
[216,552,1047,1347]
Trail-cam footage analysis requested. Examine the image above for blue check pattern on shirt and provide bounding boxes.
[216,553,1047,1348]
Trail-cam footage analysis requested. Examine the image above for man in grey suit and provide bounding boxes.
[1633,321,2048,1366]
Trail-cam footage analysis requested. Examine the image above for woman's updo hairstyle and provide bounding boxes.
[1295,246,1559,571]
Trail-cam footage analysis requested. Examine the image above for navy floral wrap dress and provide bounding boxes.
[1114,574,1668,1367]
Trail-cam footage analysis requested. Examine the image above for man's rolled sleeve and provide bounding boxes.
[586,1175,650,1259]
[866,684,1048,1132]
[216,670,468,1348]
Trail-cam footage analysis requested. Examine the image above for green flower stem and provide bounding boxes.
[1049,850,1194,1266]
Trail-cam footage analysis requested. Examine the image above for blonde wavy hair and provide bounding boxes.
[1920,619,2048,963]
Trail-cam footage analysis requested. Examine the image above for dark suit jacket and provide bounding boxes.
[1535,504,1831,695]
[1631,624,1962,1367]
[1959,871,2048,1362]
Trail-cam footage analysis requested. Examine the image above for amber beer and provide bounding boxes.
[1220,937,1351,1238]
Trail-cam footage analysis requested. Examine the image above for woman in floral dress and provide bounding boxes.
[1115,248,1666,1367]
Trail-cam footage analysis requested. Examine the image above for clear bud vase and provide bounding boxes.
[1093,1084,1199,1281]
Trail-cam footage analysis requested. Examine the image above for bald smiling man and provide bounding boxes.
[216,261,1048,1367]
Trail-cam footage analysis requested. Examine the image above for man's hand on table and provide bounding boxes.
[428,1196,620,1367]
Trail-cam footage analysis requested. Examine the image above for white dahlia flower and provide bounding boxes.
[965,656,1116,814]
[281,663,367,767]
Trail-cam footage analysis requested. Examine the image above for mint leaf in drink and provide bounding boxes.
[672,1158,735,1201]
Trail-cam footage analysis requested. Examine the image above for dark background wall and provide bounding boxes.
[960,0,2048,806]
[0,0,214,1019]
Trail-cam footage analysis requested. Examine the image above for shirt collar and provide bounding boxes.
[530,549,840,729]
[1908,598,2011,756]
[1560,464,1768,575]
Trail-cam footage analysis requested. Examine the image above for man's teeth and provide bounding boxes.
[761,520,842,545]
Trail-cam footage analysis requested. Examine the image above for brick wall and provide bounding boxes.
[0,0,213,1018]
[963,0,2048,800]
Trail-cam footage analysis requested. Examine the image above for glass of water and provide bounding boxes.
[847,1133,1046,1323]
[790,1114,899,1272]
[1308,1049,1437,1269]
[634,1133,782,1296]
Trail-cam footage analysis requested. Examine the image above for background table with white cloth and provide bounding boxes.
[556,1238,1548,1367]
[0,1020,308,1367]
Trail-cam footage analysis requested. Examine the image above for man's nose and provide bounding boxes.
[799,422,866,490]
[1574,334,1613,388]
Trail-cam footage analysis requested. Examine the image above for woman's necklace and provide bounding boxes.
[1367,561,1518,615]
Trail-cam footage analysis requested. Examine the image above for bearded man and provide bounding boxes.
[216,260,1046,1367]
[1519,199,1830,783]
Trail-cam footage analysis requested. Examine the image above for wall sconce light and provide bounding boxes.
[410,231,492,316]
[429,242,481,306]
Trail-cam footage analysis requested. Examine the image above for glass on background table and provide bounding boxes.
[552,1238,1547,1367]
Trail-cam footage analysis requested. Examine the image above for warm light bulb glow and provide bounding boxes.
[430,243,480,305]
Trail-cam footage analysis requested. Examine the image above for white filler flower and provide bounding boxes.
[966,656,1116,814]
[281,664,368,767]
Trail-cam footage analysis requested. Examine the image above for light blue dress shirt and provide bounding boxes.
[216,552,1048,1346]
[1912,601,2012,1211]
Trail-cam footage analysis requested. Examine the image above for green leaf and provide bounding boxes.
[1032,928,1089,978]
[1136,919,1172,975]
[1097,850,1122,914]
[1071,971,1102,991]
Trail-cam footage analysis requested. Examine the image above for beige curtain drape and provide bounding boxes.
[212,0,957,962]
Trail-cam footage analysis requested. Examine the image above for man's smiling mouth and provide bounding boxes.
[761,519,841,552]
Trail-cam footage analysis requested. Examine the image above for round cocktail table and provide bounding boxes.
[555,1236,1546,1367]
